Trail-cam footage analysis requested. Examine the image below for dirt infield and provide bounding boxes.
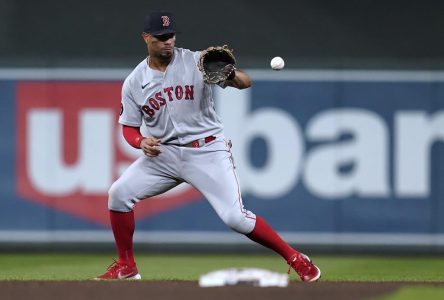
[3,281,444,300]
[3,281,437,300]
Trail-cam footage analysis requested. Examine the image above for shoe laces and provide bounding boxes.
[287,253,311,276]
[106,259,122,273]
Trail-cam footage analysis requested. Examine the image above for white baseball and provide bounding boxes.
[270,56,285,70]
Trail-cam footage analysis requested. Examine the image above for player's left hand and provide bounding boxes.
[222,64,236,80]
[140,137,162,157]
[198,45,236,84]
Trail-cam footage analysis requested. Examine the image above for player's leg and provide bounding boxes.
[97,146,182,280]
[182,139,256,234]
[246,216,321,281]
[182,138,320,282]
[182,139,293,251]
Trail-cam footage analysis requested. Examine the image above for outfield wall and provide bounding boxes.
[1,69,444,251]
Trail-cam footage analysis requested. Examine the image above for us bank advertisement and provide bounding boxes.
[1,70,443,246]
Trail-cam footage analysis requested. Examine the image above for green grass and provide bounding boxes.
[374,286,444,300]
[315,255,444,282]
[1,253,444,281]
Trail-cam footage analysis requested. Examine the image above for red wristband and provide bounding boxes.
[122,125,145,149]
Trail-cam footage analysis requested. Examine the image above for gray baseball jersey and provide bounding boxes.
[109,47,256,234]
[119,47,223,144]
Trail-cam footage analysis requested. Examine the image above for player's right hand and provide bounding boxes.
[140,137,162,157]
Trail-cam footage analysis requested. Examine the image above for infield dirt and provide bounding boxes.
[3,281,444,300]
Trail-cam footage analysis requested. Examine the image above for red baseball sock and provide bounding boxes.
[110,210,136,266]
[246,216,298,261]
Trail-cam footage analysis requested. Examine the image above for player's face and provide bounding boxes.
[144,33,176,60]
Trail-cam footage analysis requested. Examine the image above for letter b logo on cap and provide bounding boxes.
[161,16,170,27]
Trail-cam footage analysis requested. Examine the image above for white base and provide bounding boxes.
[199,268,288,287]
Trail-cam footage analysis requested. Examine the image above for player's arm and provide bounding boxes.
[122,125,161,157]
[120,79,161,157]
[224,68,252,89]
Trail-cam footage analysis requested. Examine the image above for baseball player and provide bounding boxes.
[96,11,321,282]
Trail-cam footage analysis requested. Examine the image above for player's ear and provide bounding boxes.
[141,32,149,44]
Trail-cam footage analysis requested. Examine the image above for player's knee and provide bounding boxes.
[107,181,136,212]
[220,210,255,234]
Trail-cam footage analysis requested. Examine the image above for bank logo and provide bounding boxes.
[16,82,202,226]
[215,81,444,200]
[15,78,444,228]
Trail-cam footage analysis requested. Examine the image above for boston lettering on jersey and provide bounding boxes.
[141,85,194,117]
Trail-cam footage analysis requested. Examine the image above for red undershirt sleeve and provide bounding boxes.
[122,125,145,149]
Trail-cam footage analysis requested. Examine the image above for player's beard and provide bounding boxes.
[160,50,173,59]
[156,49,173,64]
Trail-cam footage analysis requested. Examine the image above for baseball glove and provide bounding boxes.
[198,45,236,84]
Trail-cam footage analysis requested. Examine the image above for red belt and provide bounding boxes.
[184,136,216,148]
